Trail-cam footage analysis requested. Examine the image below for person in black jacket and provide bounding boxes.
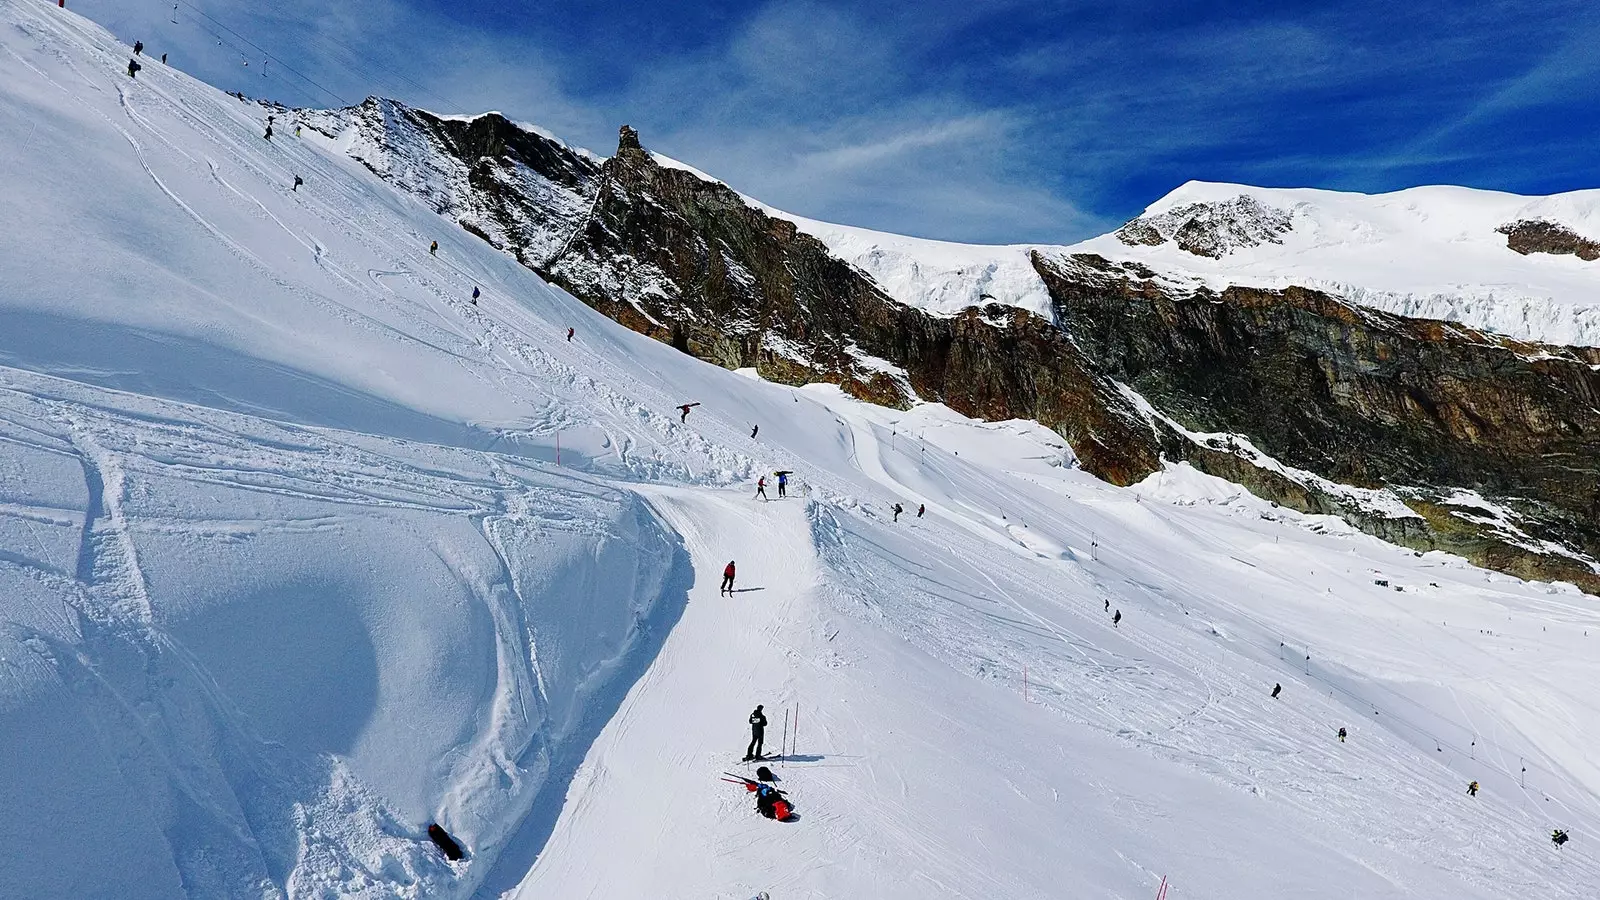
[744,704,767,761]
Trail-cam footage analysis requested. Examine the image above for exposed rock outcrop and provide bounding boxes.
[1498,219,1600,261]
[1115,196,1294,258]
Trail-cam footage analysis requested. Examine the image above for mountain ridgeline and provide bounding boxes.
[307,99,1600,592]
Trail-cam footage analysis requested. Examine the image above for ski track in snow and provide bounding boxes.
[4,4,1600,899]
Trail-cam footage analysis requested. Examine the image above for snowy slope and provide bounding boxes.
[769,185,1600,347]
[7,5,1600,900]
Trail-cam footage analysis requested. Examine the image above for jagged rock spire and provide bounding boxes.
[618,125,642,153]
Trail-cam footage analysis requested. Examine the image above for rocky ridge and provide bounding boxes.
[302,102,1600,592]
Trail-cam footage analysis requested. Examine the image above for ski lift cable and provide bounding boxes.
[179,2,348,106]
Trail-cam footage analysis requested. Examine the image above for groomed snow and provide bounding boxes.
[6,5,1600,900]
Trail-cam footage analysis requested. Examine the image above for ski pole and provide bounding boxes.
[781,706,790,766]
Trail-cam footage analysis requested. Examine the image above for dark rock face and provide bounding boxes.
[1498,219,1600,261]
[312,102,1600,592]
[1037,252,1600,590]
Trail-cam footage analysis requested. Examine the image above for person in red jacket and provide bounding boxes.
[721,561,736,595]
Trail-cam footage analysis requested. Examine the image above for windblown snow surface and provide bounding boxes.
[7,5,1600,899]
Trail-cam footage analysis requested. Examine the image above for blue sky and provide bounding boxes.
[76,0,1600,243]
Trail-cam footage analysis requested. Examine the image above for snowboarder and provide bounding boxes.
[1553,829,1569,848]
[1112,609,1122,627]
[755,477,768,501]
[263,123,273,140]
[917,503,925,518]
[751,424,759,439]
[429,240,438,255]
[745,705,767,761]
[292,175,303,191]
[1468,780,1479,797]
[677,402,699,423]
[1271,683,1282,699]
[721,560,736,595]
[1337,727,1347,742]
[471,286,480,304]
[133,40,143,55]
[127,58,141,78]
[567,327,574,341]
[893,503,903,522]
[775,471,791,498]
[427,823,465,861]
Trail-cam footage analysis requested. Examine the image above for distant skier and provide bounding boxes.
[127,58,141,78]
[678,402,699,423]
[292,175,303,191]
[133,40,143,55]
[721,560,736,595]
[1271,683,1282,699]
[1337,727,1347,742]
[567,327,574,341]
[294,124,301,137]
[751,424,759,439]
[1468,780,1479,797]
[755,476,768,501]
[429,240,438,255]
[1104,598,1110,612]
[263,123,273,140]
[160,52,167,64]
[1553,829,1569,848]
[775,471,791,498]
[471,286,480,304]
[917,503,925,518]
[1112,609,1122,627]
[892,503,903,522]
[745,704,767,761]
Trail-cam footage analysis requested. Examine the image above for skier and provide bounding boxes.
[917,503,925,518]
[754,781,790,819]
[721,560,736,595]
[755,476,768,502]
[677,402,699,422]
[471,286,480,304]
[292,175,303,192]
[1104,598,1110,612]
[1337,727,1347,742]
[751,424,759,439]
[133,40,143,55]
[775,471,791,498]
[1468,780,1479,797]
[1271,683,1282,699]
[263,123,273,140]
[127,58,141,78]
[294,124,301,136]
[892,503,903,522]
[745,704,767,761]
[429,240,438,255]
[427,823,465,861]
[1113,609,1122,627]
[161,52,167,64]
[1553,829,1569,849]
[567,327,574,341]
